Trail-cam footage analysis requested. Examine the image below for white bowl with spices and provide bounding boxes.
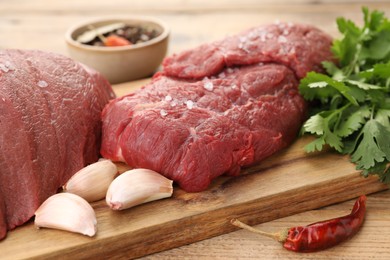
[65,16,169,84]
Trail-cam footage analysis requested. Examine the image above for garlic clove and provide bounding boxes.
[63,159,117,202]
[35,193,97,237]
[106,168,173,210]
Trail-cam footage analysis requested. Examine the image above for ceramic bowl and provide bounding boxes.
[65,16,169,84]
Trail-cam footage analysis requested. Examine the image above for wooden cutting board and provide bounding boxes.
[1,79,388,260]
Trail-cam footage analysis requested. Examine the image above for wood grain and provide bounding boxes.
[145,190,390,259]
[1,111,387,259]
[1,1,390,259]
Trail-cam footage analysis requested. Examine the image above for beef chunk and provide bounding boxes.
[101,22,333,192]
[0,49,115,240]
[101,64,306,192]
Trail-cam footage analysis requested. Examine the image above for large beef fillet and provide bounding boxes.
[102,64,305,192]
[0,49,115,240]
[101,22,333,192]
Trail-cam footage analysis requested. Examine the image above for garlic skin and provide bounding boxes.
[63,159,117,202]
[34,193,97,237]
[106,168,173,210]
[113,161,133,174]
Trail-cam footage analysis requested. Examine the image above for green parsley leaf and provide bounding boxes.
[346,80,383,90]
[360,30,390,60]
[302,110,344,152]
[363,7,384,31]
[375,109,390,127]
[373,62,390,79]
[305,136,326,153]
[299,72,359,105]
[335,106,370,137]
[299,7,390,183]
[350,119,390,168]
[322,61,345,80]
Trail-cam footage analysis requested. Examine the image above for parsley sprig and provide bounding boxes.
[299,7,390,183]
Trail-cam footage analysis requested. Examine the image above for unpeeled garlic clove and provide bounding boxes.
[63,159,117,202]
[34,193,97,237]
[106,168,173,210]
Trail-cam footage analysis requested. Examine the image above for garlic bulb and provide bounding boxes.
[63,159,117,202]
[106,168,173,210]
[34,193,97,237]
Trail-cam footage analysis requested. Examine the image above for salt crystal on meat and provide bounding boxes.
[4,61,15,71]
[239,36,247,43]
[226,68,234,74]
[37,80,48,88]
[204,81,214,91]
[278,35,287,43]
[0,64,9,73]
[290,47,296,55]
[186,100,194,110]
[160,109,168,117]
[248,31,256,40]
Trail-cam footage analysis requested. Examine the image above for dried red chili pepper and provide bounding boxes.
[231,195,366,253]
[104,35,132,47]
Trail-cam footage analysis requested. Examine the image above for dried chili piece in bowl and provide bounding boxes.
[104,35,132,47]
[231,195,367,253]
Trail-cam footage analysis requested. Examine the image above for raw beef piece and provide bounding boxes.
[101,63,306,192]
[101,22,333,192]
[162,22,333,79]
[0,49,115,240]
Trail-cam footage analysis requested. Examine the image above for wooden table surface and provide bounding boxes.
[1,1,390,259]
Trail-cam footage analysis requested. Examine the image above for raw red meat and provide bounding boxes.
[162,22,333,79]
[101,22,333,192]
[101,64,306,192]
[0,49,115,240]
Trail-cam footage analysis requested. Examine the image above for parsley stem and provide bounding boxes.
[370,105,375,120]
[346,43,362,77]
[333,103,352,130]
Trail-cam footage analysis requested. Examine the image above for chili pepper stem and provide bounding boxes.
[230,218,288,243]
